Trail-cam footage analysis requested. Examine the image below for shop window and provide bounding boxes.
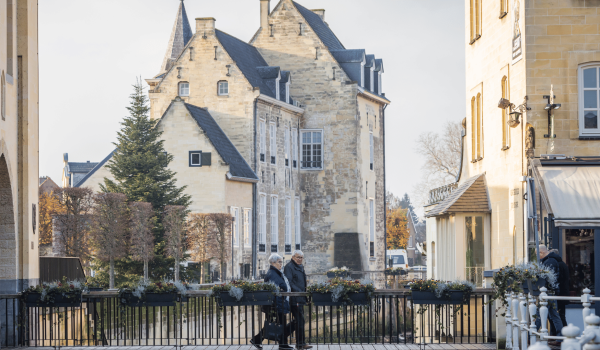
[465,216,484,286]
[565,229,595,296]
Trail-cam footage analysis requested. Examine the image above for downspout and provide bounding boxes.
[252,98,258,279]
[455,120,466,183]
[383,104,388,269]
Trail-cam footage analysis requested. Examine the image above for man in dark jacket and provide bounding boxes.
[545,248,570,334]
[284,250,312,349]
[535,245,565,345]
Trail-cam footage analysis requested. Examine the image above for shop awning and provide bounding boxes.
[533,160,600,227]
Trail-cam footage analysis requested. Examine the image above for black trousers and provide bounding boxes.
[551,301,568,336]
[253,311,292,346]
[290,304,306,346]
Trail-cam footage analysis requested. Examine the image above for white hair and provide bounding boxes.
[268,253,283,264]
[292,250,304,257]
[539,245,548,253]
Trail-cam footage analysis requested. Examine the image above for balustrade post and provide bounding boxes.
[507,291,514,350]
[582,288,592,335]
[583,314,600,350]
[514,292,522,350]
[528,342,551,350]
[561,323,581,350]
[529,293,538,345]
[539,287,549,345]
[521,293,529,350]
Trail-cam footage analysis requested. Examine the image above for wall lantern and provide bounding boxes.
[497,96,530,128]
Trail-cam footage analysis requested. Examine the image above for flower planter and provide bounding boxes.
[411,291,467,305]
[87,288,103,292]
[121,292,177,307]
[526,278,547,296]
[218,291,274,306]
[327,271,350,278]
[311,292,369,306]
[384,270,401,276]
[24,293,82,307]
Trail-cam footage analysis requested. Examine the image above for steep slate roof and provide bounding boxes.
[160,0,193,74]
[74,150,115,187]
[68,162,98,174]
[425,174,491,217]
[184,103,258,181]
[292,1,344,50]
[215,30,277,98]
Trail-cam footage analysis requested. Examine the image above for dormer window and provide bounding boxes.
[218,81,229,96]
[370,67,374,92]
[179,82,190,97]
[276,75,281,100]
[286,81,290,104]
[360,61,365,87]
[378,72,382,94]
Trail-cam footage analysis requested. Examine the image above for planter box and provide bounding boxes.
[24,293,82,308]
[526,278,547,296]
[121,292,177,307]
[384,270,401,276]
[218,291,274,306]
[411,291,467,305]
[311,292,369,306]
[87,288,103,292]
[327,271,350,278]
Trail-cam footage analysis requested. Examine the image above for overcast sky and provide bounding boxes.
[39,0,465,208]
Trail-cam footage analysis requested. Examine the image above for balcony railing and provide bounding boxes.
[1,289,496,348]
[428,182,458,205]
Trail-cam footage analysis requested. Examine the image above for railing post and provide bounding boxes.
[528,342,551,350]
[529,293,538,345]
[560,323,581,350]
[507,291,514,350]
[583,314,600,350]
[513,292,521,350]
[539,288,549,345]
[521,293,528,350]
[582,288,592,334]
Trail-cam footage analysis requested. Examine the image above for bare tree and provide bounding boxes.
[53,187,95,264]
[90,193,129,289]
[129,202,155,281]
[188,213,211,283]
[163,205,187,282]
[208,213,232,281]
[413,121,463,207]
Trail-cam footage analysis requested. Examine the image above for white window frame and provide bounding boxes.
[579,63,600,135]
[295,197,301,249]
[292,128,298,168]
[285,127,290,167]
[218,81,229,96]
[360,61,365,87]
[370,67,374,92]
[369,132,374,171]
[231,207,239,247]
[189,151,202,166]
[369,199,375,257]
[243,208,251,247]
[271,195,278,251]
[285,197,291,248]
[259,194,267,251]
[300,129,324,170]
[276,75,281,100]
[286,81,290,104]
[270,123,277,164]
[260,121,266,162]
[378,71,382,94]
[179,82,190,97]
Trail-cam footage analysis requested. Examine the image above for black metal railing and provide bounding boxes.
[2,290,495,347]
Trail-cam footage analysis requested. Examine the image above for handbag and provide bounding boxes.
[263,319,284,341]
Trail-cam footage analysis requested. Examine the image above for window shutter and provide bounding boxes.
[202,152,212,166]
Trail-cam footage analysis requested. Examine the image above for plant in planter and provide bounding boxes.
[326,266,351,278]
[118,280,184,307]
[384,267,404,276]
[307,278,375,306]
[408,279,475,305]
[491,262,558,310]
[210,280,278,306]
[22,278,84,307]
[515,262,558,296]
[84,277,106,292]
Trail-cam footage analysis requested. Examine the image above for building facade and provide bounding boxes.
[0,0,39,294]
[76,0,389,279]
[426,0,600,294]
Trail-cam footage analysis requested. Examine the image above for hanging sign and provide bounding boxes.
[512,0,523,64]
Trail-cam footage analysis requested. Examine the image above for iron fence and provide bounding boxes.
[1,290,496,347]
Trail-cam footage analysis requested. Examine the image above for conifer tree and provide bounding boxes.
[102,78,191,281]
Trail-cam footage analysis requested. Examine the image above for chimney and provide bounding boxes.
[196,17,216,36]
[260,0,270,29]
[311,9,325,21]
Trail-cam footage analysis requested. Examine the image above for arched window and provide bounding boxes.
[1,71,5,120]
[579,63,600,135]
[178,82,189,97]
[501,76,510,149]
[470,0,481,43]
[471,97,476,161]
[218,81,228,96]
[476,93,483,159]
[500,0,508,18]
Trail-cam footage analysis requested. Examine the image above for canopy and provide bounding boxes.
[534,163,600,227]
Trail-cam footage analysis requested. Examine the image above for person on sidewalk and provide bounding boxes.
[535,245,565,346]
[284,250,312,350]
[251,254,293,350]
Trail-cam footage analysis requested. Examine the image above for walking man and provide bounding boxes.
[535,245,565,346]
[284,250,312,349]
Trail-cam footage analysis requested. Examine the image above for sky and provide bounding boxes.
[39,0,465,207]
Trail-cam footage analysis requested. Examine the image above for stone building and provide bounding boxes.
[61,153,98,188]
[0,0,40,294]
[426,0,600,297]
[77,0,389,278]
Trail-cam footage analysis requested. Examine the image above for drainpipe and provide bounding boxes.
[383,104,388,269]
[252,98,258,279]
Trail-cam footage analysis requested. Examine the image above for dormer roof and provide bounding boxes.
[160,0,193,74]
[365,55,376,68]
[375,59,384,73]
[329,49,366,63]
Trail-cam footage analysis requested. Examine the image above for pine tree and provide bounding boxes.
[102,78,191,281]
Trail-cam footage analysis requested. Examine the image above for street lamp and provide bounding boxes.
[497,96,530,128]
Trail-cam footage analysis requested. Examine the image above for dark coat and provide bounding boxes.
[264,265,290,313]
[284,260,307,305]
[542,251,570,296]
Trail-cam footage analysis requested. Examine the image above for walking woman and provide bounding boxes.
[251,253,293,350]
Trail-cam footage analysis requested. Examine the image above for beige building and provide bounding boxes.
[77,0,390,279]
[0,0,40,294]
[426,0,600,295]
